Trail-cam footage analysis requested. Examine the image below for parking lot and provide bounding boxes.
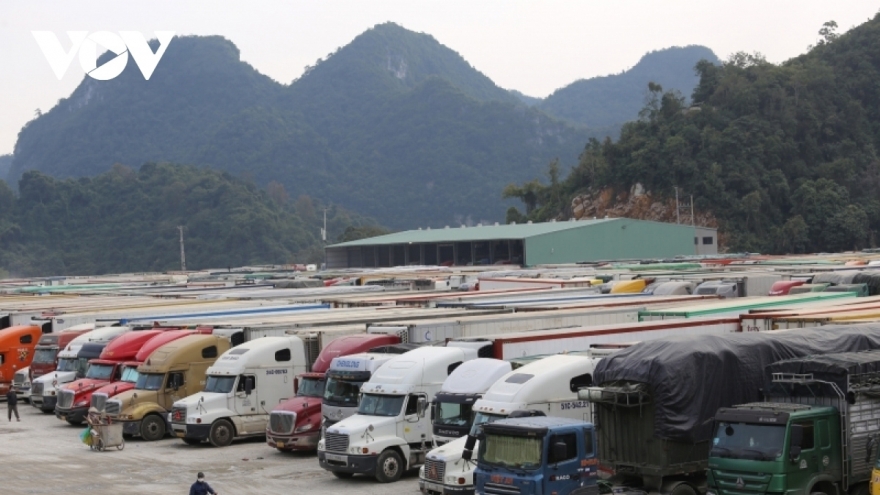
[1,403,421,495]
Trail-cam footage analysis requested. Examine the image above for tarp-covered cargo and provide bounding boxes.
[852,272,880,296]
[592,324,880,443]
[765,349,880,394]
[812,271,859,286]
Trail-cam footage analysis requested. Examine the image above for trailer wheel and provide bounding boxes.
[141,414,166,441]
[375,449,403,483]
[670,483,697,495]
[209,419,234,447]
[332,471,354,479]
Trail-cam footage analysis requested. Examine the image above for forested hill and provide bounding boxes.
[0,155,10,181]
[8,23,715,229]
[504,18,880,254]
[538,46,720,128]
[0,165,384,277]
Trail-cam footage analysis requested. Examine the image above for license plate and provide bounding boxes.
[423,481,444,493]
[276,441,285,448]
[325,453,347,463]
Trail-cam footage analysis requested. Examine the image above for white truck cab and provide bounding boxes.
[30,326,130,412]
[169,336,307,447]
[431,358,512,446]
[318,346,478,483]
[419,353,601,495]
[322,352,399,429]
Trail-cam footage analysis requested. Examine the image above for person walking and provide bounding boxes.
[189,472,218,495]
[6,388,19,422]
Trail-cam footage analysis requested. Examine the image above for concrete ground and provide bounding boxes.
[1,403,422,495]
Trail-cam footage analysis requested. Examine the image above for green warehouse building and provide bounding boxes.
[324,218,717,269]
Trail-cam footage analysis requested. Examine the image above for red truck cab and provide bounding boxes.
[29,326,94,382]
[88,329,196,412]
[0,325,43,395]
[55,330,166,424]
[266,334,401,452]
[768,280,807,296]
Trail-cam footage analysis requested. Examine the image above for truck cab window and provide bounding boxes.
[167,372,184,390]
[0,353,4,365]
[569,373,592,392]
[548,432,578,463]
[237,375,255,393]
[794,421,814,450]
[275,348,291,362]
[20,334,33,344]
[406,394,420,416]
[583,428,595,456]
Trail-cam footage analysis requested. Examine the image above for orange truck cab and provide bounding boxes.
[0,325,43,396]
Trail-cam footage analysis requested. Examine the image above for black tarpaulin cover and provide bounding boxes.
[593,325,880,443]
[765,349,880,393]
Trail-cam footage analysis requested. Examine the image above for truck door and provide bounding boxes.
[161,371,186,409]
[787,420,820,489]
[234,375,258,433]
[402,393,428,445]
[546,430,581,495]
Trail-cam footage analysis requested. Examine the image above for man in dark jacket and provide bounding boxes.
[189,472,217,495]
[7,389,19,421]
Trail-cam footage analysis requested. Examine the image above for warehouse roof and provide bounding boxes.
[328,218,619,247]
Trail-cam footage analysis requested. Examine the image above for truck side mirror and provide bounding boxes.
[789,424,803,462]
[553,441,567,464]
[462,433,478,461]
[418,397,428,417]
[245,378,253,396]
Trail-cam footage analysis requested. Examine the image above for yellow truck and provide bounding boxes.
[102,334,230,441]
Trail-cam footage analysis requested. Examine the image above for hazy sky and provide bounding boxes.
[1,1,878,156]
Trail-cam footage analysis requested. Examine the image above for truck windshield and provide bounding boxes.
[711,422,786,461]
[120,366,139,383]
[470,411,506,436]
[85,364,115,380]
[204,375,236,394]
[33,348,58,364]
[75,357,90,378]
[136,373,165,391]
[56,357,78,372]
[324,377,364,406]
[358,393,405,417]
[297,377,325,398]
[479,433,542,470]
[436,401,474,427]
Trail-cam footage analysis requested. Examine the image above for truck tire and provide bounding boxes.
[375,449,404,483]
[141,414,166,441]
[850,484,869,495]
[670,483,697,495]
[209,419,234,447]
[332,471,354,479]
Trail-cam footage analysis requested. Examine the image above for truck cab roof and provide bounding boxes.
[361,346,478,394]
[97,330,163,361]
[483,416,589,436]
[133,329,195,362]
[438,358,512,395]
[717,402,833,424]
[59,326,131,357]
[310,334,401,374]
[139,334,230,373]
[207,336,305,376]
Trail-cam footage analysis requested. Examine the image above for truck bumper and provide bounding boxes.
[318,450,378,475]
[172,422,211,441]
[267,431,320,451]
[121,420,142,436]
[14,388,30,402]
[419,479,474,495]
[32,395,56,412]
[56,406,88,424]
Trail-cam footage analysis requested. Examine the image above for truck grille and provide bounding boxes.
[485,482,522,495]
[171,406,187,423]
[13,370,27,386]
[91,393,107,412]
[324,431,349,453]
[104,399,122,417]
[269,412,295,435]
[31,382,44,396]
[58,389,75,409]
[423,458,446,482]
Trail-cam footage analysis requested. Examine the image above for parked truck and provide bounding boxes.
[0,324,42,397]
[473,416,599,495]
[55,330,165,425]
[693,274,783,298]
[13,324,93,402]
[266,333,401,452]
[105,334,232,441]
[170,336,309,447]
[318,346,479,482]
[581,325,880,495]
[30,326,130,411]
[419,354,602,495]
[707,350,880,495]
[431,358,512,446]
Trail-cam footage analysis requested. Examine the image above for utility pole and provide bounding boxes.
[321,208,328,270]
[675,186,680,224]
[177,225,186,271]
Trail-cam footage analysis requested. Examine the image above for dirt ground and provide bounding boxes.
[1,402,422,495]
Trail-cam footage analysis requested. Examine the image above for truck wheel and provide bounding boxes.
[209,419,234,447]
[332,471,354,479]
[141,415,166,441]
[375,450,404,483]
[670,484,697,495]
[849,485,869,495]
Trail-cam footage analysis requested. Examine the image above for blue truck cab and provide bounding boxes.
[474,416,599,495]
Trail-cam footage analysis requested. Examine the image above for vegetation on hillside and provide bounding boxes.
[504,19,880,254]
[0,164,383,276]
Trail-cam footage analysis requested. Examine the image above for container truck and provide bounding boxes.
[55,329,165,425]
[0,324,42,397]
[170,336,308,447]
[318,346,479,482]
[580,325,880,495]
[17,324,93,401]
[30,326,130,412]
[473,416,599,495]
[707,350,880,495]
[693,274,783,298]
[431,358,512,446]
[266,333,401,452]
[320,350,408,430]
[105,334,232,441]
[419,354,602,495]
